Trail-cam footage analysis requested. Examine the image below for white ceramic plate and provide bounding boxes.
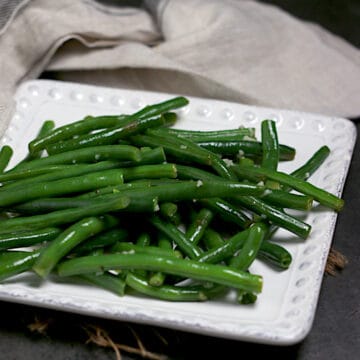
[0,80,356,345]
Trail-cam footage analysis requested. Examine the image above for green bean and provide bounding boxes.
[137,147,166,164]
[30,97,188,154]
[232,195,311,239]
[133,96,189,119]
[231,164,344,211]
[133,179,264,202]
[291,145,331,181]
[77,272,126,296]
[120,163,177,181]
[197,141,295,161]
[176,164,309,237]
[161,127,256,142]
[0,169,124,208]
[11,145,141,171]
[136,232,151,247]
[33,216,116,278]
[0,145,13,173]
[176,164,223,182]
[14,192,158,214]
[77,181,152,199]
[2,161,121,191]
[202,228,225,250]
[72,228,129,255]
[0,250,41,281]
[159,202,180,225]
[196,229,251,264]
[20,120,55,163]
[199,198,252,229]
[149,216,202,259]
[79,180,263,209]
[237,290,257,304]
[126,272,207,301]
[132,130,237,180]
[132,232,152,277]
[0,165,71,183]
[148,235,174,286]
[28,115,131,154]
[258,241,292,269]
[261,120,280,171]
[47,113,177,154]
[229,223,267,270]
[111,242,182,258]
[185,208,214,245]
[0,227,61,250]
[261,189,313,211]
[57,253,263,293]
[0,196,130,233]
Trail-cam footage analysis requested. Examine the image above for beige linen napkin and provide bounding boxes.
[1,0,360,137]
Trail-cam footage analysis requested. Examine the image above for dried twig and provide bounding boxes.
[83,324,168,360]
[27,316,52,335]
[325,247,348,276]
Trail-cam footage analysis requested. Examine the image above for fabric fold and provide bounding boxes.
[0,0,360,139]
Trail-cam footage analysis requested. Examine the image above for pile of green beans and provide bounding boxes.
[0,96,343,304]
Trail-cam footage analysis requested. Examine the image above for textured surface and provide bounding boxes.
[0,79,356,348]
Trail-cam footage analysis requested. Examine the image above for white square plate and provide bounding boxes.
[0,80,356,345]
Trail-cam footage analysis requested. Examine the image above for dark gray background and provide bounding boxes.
[0,1,359,359]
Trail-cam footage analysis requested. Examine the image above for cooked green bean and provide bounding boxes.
[176,164,309,237]
[0,145,13,173]
[0,169,124,207]
[176,164,222,182]
[232,195,311,239]
[2,161,121,191]
[229,223,267,270]
[0,250,41,281]
[148,235,174,287]
[111,242,182,258]
[185,208,214,245]
[133,96,189,119]
[120,163,177,181]
[197,141,295,161]
[159,202,180,225]
[28,115,130,154]
[0,165,71,183]
[77,272,126,296]
[15,191,158,214]
[0,196,130,233]
[149,216,202,259]
[261,189,313,211]
[261,120,280,171]
[72,228,129,255]
[291,145,331,181]
[0,227,61,250]
[231,164,344,211]
[57,253,263,293]
[202,228,225,250]
[33,216,116,278]
[20,120,55,163]
[199,198,252,229]
[47,112,177,154]
[237,290,257,304]
[79,180,263,209]
[160,127,256,142]
[258,240,292,269]
[196,229,251,264]
[126,272,207,301]
[12,145,141,171]
[132,131,237,180]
